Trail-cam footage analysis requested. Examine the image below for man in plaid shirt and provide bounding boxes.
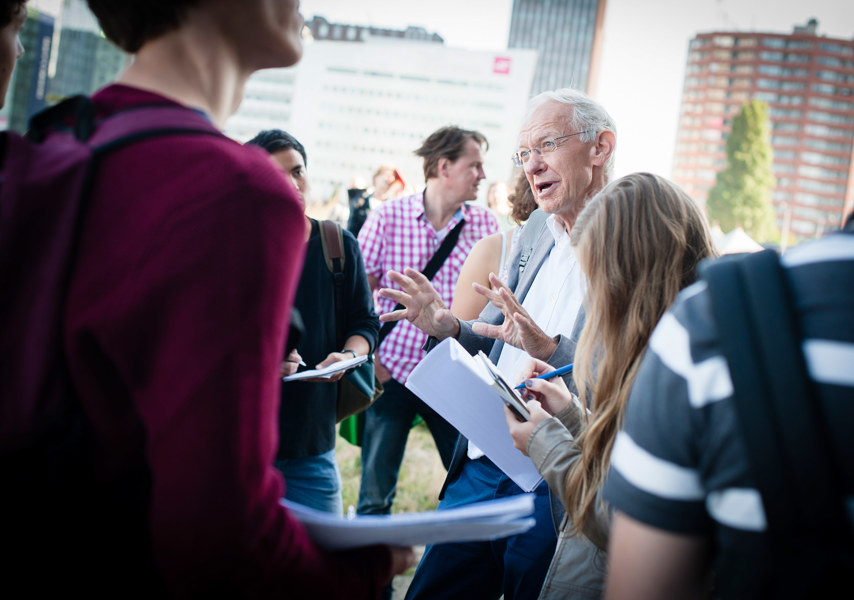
[356,126,499,525]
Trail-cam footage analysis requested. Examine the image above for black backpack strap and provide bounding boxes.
[701,250,849,550]
[377,218,465,347]
[319,220,347,347]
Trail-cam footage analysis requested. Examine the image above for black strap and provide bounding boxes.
[701,251,847,543]
[377,219,465,347]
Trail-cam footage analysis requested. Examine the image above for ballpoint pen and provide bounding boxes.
[514,363,573,389]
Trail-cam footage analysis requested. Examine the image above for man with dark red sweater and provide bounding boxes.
[3,1,414,597]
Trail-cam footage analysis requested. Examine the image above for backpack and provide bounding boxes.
[0,95,221,527]
[701,245,854,598]
[317,219,384,424]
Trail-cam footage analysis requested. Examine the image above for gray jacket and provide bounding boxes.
[526,404,610,599]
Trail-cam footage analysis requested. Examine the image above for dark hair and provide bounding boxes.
[86,0,202,53]
[1,0,26,29]
[414,126,487,181]
[245,129,307,167]
[508,169,538,225]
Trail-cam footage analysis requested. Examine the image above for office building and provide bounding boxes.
[672,19,854,239]
[507,0,607,96]
[227,20,536,204]
[48,0,128,102]
[4,7,54,132]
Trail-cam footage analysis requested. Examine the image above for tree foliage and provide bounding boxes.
[706,100,778,243]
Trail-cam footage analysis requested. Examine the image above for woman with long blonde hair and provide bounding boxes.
[505,172,717,599]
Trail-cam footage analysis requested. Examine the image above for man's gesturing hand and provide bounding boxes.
[377,268,461,340]
[470,273,558,361]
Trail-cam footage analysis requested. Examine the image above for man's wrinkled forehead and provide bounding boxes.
[518,101,573,146]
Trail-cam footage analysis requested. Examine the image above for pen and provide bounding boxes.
[514,363,573,389]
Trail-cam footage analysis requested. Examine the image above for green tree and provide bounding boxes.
[707,100,778,243]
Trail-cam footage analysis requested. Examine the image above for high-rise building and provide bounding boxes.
[4,7,54,132]
[507,0,607,96]
[672,20,854,240]
[48,0,128,103]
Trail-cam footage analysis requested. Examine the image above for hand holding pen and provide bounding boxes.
[514,357,576,416]
[280,349,306,377]
[514,362,573,389]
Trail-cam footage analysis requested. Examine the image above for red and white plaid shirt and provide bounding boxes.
[358,190,499,383]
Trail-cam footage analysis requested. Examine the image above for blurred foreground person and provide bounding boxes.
[604,214,854,599]
[1,1,413,597]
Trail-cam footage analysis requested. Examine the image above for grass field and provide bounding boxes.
[335,420,447,599]
[336,420,446,515]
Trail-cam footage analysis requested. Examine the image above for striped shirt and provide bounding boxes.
[603,230,854,598]
[358,191,499,383]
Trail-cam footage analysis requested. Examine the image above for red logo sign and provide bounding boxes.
[493,57,511,75]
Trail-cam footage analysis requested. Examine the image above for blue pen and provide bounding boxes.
[514,363,573,389]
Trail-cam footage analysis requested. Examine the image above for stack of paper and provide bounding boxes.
[282,354,368,382]
[283,494,536,550]
[405,338,543,492]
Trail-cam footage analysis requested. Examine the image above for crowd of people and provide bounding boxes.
[2,1,852,599]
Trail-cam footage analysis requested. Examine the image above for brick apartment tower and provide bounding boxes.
[672,19,854,241]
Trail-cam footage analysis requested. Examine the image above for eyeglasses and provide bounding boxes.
[511,130,592,167]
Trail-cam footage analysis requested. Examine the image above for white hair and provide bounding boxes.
[526,88,617,177]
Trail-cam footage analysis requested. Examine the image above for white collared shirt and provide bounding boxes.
[468,214,586,459]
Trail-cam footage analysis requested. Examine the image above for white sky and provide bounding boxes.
[31,0,854,178]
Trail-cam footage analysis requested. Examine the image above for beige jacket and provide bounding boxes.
[526,402,611,599]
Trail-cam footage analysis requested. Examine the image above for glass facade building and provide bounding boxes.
[5,8,54,132]
[507,0,607,96]
[673,20,854,240]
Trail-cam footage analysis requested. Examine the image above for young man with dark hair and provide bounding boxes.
[247,129,379,516]
[2,1,413,596]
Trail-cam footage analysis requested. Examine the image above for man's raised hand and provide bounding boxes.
[377,268,460,340]
[470,273,558,360]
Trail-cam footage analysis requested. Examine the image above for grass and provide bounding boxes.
[336,420,447,515]
[336,420,447,598]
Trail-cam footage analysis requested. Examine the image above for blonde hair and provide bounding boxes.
[565,172,717,536]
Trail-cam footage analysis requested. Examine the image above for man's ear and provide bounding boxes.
[591,130,616,167]
[437,157,450,177]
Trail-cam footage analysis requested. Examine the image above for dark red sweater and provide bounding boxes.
[59,85,390,597]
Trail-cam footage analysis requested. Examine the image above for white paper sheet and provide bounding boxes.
[283,494,536,550]
[281,354,368,382]
[405,338,544,492]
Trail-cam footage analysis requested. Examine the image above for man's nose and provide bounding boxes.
[525,151,546,176]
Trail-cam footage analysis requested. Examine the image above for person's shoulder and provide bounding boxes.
[341,226,363,252]
[379,192,420,212]
[471,230,504,253]
[782,231,854,272]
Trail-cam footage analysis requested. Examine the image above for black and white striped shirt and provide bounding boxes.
[603,230,854,598]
